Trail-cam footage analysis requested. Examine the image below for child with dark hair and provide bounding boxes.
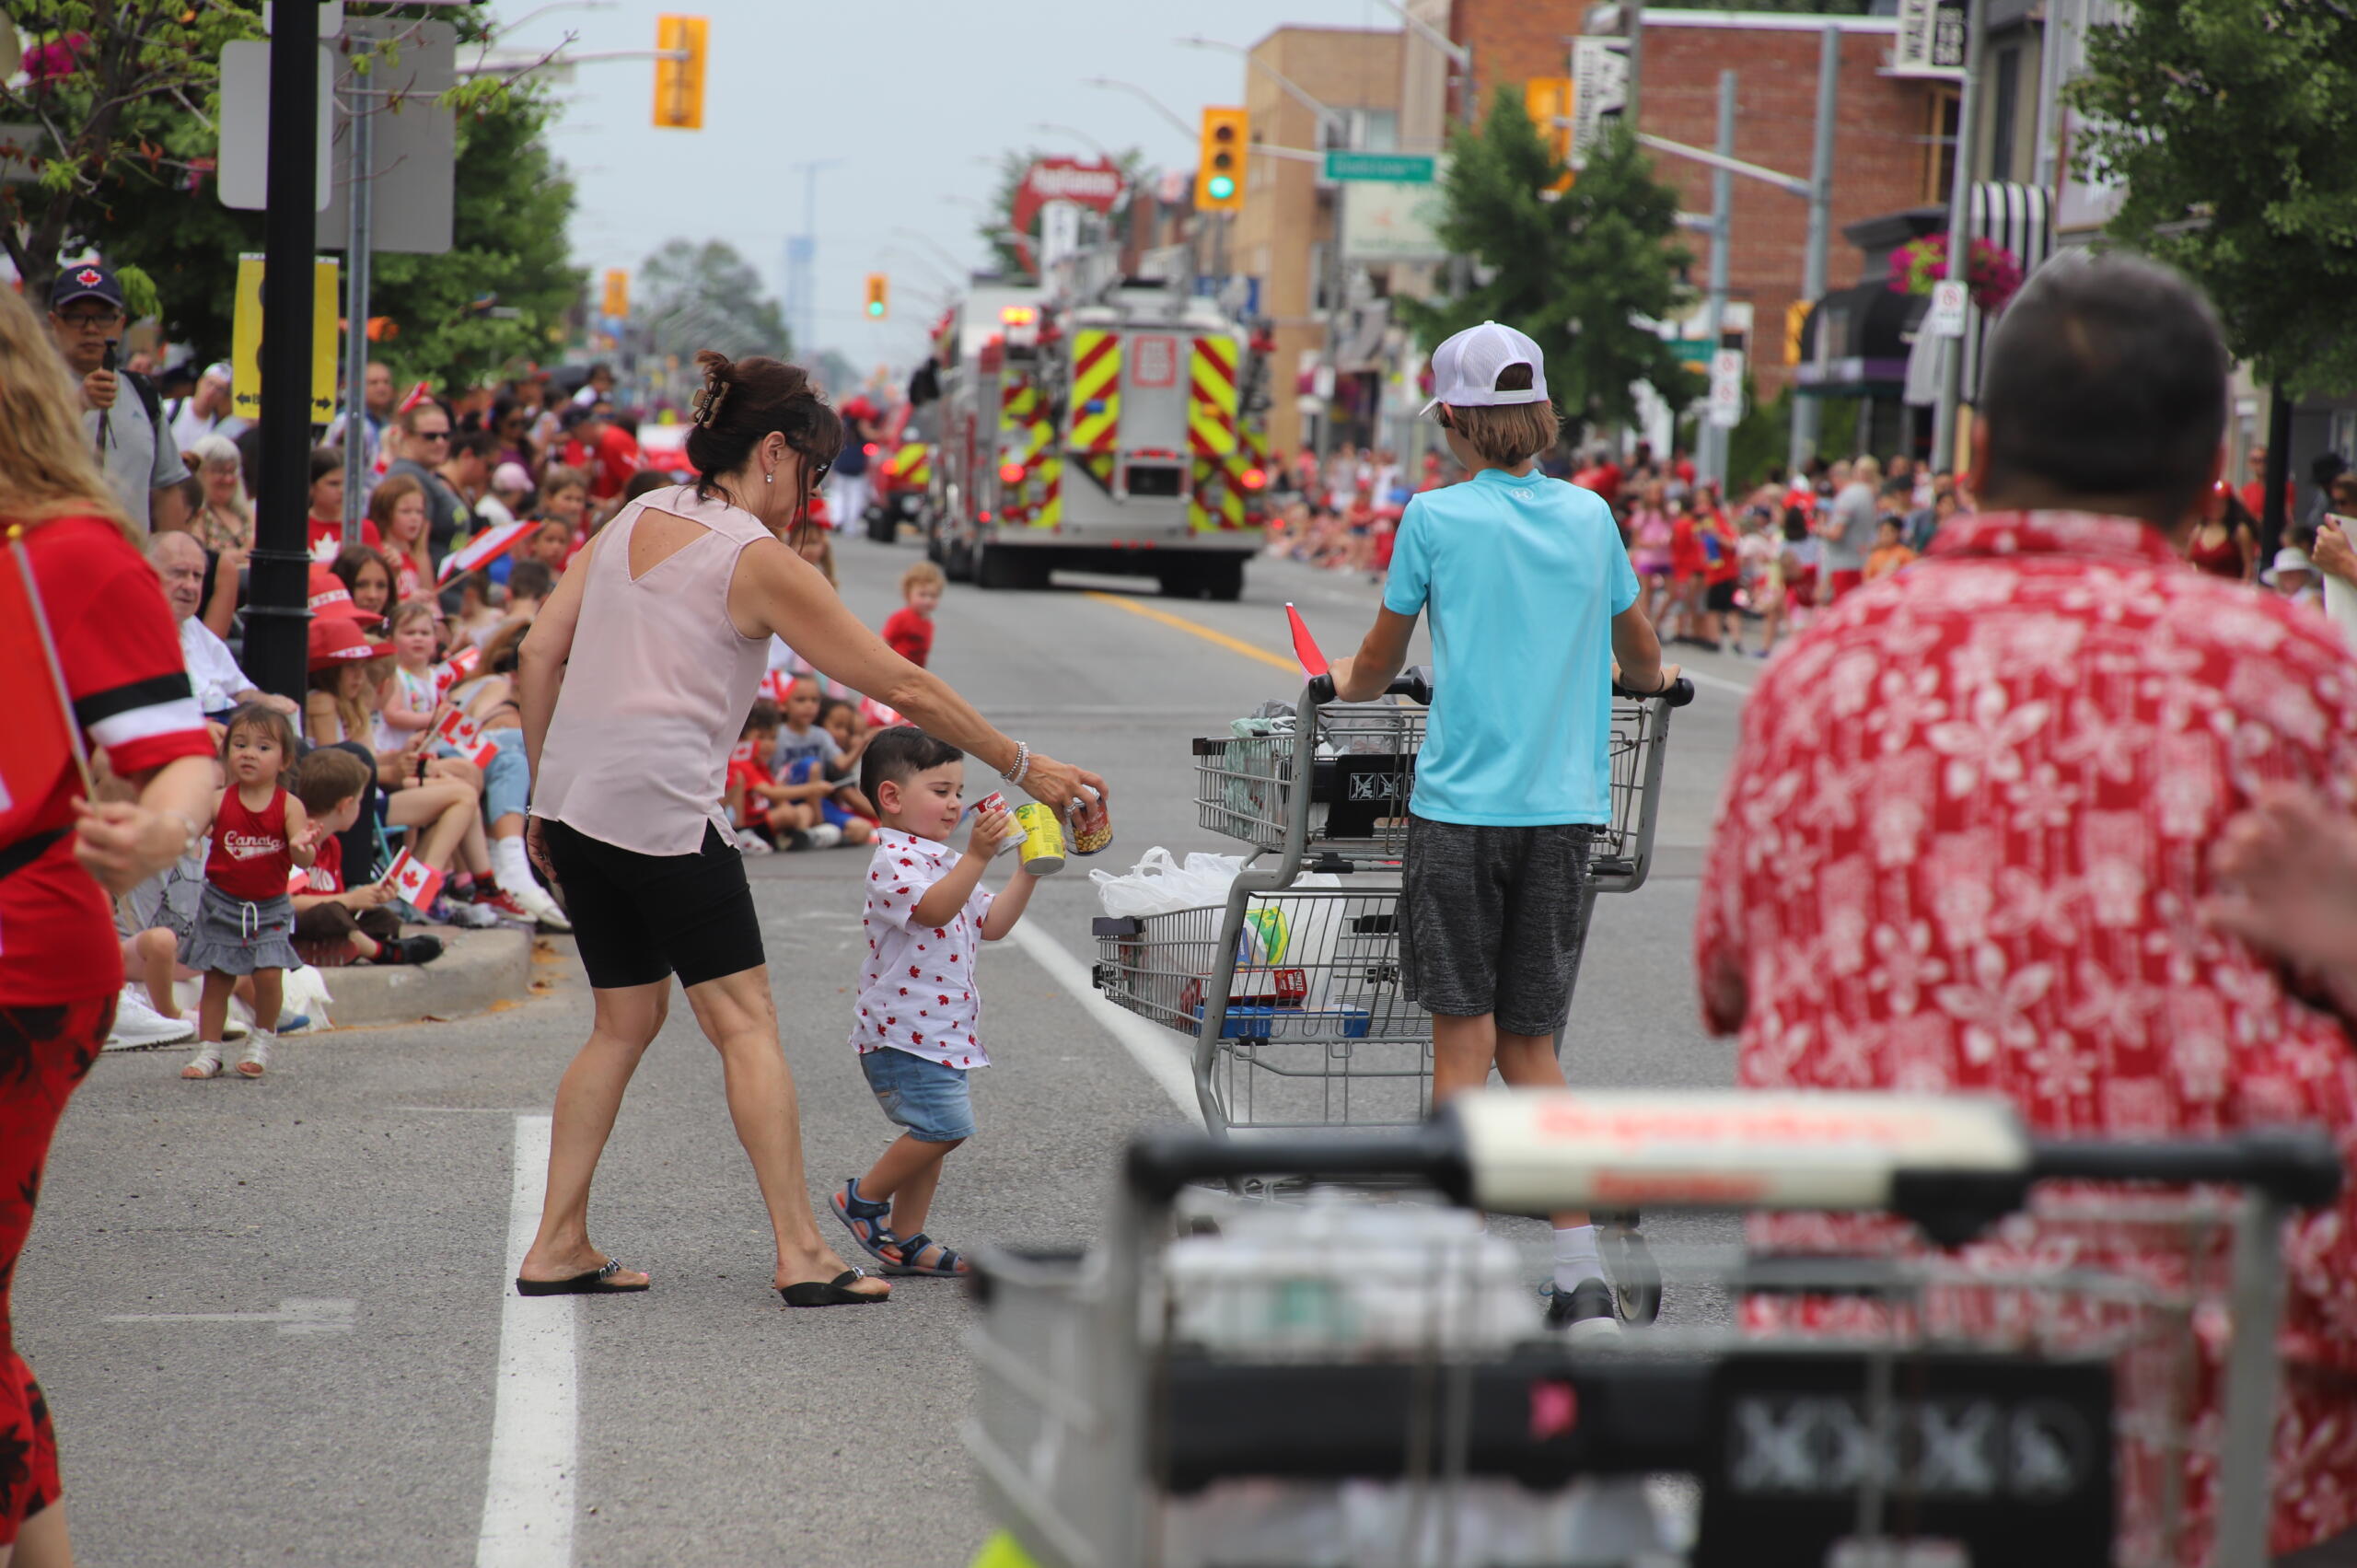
[180,703,320,1080]
[288,746,442,967]
[830,726,1035,1278]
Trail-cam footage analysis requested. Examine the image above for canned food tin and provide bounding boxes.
[973,791,1019,856]
[1067,786,1113,856]
[1012,802,1066,877]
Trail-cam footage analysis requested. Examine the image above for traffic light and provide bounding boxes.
[601,269,629,318]
[864,273,888,320]
[1525,78,1573,194]
[653,15,707,131]
[1195,106,1247,213]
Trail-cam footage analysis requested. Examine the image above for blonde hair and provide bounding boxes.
[0,285,134,538]
[368,471,435,585]
[309,657,386,746]
[900,559,946,597]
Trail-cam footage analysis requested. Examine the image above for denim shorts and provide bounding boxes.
[859,1046,977,1143]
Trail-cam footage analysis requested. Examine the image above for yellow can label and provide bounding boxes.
[1012,802,1065,876]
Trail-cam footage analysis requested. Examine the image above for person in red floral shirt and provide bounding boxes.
[1697,255,2357,1564]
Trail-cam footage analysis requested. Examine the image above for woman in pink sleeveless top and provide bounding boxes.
[516,352,1105,1307]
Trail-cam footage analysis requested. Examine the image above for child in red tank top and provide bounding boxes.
[180,705,319,1081]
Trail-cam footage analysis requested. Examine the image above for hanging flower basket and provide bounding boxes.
[1888,235,2025,315]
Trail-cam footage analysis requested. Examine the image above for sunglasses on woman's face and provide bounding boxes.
[807,459,832,487]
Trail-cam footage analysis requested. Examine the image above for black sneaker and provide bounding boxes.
[371,935,445,965]
[1543,1278,1623,1341]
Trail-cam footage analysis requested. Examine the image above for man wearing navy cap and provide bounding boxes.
[48,259,188,537]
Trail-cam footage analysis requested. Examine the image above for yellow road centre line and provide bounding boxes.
[1081,590,1299,674]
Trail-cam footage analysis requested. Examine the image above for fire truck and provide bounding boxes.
[924,279,1271,599]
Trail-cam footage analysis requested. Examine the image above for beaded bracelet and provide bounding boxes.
[1002,740,1031,788]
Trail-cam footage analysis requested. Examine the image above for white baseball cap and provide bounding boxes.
[1419,320,1550,420]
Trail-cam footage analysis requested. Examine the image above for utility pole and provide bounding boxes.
[339,101,373,545]
[1789,25,1840,475]
[246,0,321,705]
[1623,3,1643,127]
[786,158,842,359]
[1698,69,1734,489]
[1930,0,1984,477]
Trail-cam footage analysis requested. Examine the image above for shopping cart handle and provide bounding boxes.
[1611,675,1696,707]
[2026,1124,2344,1208]
[1124,1126,1472,1208]
[1301,668,1432,707]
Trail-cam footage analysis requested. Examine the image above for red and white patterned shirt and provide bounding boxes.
[1697,510,2357,1556]
[852,827,993,1070]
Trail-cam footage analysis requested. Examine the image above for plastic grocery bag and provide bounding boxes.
[1091,847,1337,919]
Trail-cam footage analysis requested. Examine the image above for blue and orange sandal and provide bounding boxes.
[883,1231,969,1278]
[830,1178,900,1268]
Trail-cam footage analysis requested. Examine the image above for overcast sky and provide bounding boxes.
[500,0,1397,377]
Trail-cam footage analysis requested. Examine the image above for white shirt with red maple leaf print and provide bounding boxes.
[852,827,995,1070]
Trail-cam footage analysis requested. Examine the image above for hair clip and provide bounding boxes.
[691,379,731,427]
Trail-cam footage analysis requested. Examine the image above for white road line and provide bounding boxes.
[476,1113,575,1568]
[1679,666,1756,698]
[1008,923,1205,1128]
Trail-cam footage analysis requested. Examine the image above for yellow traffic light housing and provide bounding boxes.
[654,16,707,131]
[864,273,889,320]
[1525,78,1573,194]
[1195,106,1247,213]
[601,269,629,318]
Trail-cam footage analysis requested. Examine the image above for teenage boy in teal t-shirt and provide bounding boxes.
[1330,320,1677,1338]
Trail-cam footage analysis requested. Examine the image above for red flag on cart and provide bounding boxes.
[1284,602,1329,678]
[0,528,92,843]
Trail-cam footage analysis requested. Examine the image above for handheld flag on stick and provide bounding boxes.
[396,379,435,416]
[436,520,534,584]
[1284,602,1329,678]
[0,525,93,843]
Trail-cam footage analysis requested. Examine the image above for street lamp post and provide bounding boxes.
[1791,25,1840,474]
[1930,2,1985,477]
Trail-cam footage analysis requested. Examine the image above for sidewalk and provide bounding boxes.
[317,924,543,1027]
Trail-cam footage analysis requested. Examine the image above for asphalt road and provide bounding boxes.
[20,529,1757,1567]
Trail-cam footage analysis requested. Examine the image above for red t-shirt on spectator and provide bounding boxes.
[1,517,214,1005]
[727,750,776,829]
[2240,479,2294,520]
[881,608,935,668]
[308,516,383,557]
[1669,517,1705,579]
[294,834,345,896]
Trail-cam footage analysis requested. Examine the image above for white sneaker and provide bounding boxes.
[735,829,774,855]
[806,822,843,850]
[105,988,195,1051]
[440,897,502,930]
[496,877,573,933]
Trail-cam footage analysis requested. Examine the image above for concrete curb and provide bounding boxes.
[319,924,537,1026]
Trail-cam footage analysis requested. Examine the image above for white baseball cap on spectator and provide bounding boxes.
[492,461,531,495]
[1419,321,1550,420]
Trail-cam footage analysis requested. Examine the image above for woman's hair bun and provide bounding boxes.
[690,350,735,428]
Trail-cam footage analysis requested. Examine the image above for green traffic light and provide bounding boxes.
[1206,174,1236,201]
[866,301,884,317]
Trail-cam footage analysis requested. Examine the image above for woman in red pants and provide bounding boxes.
[0,284,216,1566]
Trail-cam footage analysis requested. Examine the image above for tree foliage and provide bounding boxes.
[636,238,790,362]
[1399,89,1700,441]
[976,145,1145,277]
[12,5,581,388]
[2070,2,2357,395]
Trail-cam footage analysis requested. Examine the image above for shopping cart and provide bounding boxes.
[966,1088,2343,1568]
[1093,670,1695,1139]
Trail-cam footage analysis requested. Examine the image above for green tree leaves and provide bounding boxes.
[1398,90,1700,442]
[636,238,791,362]
[2071,1,2357,395]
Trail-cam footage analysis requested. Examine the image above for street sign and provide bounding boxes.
[1927,279,1969,338]
[217,41,335,212]
[1892,0,1969,77]
[1572,36,1629,168]
[1341,172,1446,261]
[313,18,456,256]
[1039,201,1082,267]
[1708,348,1746,429]
[230,254,342,424]
[1322,150,1435,184]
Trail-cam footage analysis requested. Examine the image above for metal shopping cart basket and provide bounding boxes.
[1093,669,1696,1140]
[966,1088,2343,1568]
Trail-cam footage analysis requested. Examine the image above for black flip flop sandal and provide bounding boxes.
[778,1268,888,1307]
[515,1258,649,1296]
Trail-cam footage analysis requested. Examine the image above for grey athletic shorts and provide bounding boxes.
[1399,815,1596,1037]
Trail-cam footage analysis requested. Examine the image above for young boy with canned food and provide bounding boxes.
[1326,321,1677,1339]
[829,726,1037,1279]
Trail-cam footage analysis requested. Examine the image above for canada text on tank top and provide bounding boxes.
[530,483,778,857]
[206,786,293,900]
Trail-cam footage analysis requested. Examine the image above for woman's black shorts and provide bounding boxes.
[1705,577,1739,612]
[541,819,763,990]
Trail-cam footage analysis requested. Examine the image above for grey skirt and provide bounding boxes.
[180,881,300,975]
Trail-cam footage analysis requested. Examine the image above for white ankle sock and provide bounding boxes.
[1553,1224,1605,1294]
[491,835,534,893]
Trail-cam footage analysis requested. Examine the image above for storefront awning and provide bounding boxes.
[1794,283,1927,397]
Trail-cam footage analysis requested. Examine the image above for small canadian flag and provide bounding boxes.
[434,644,482,695]
[431,705,498,768]
[384,847,444,914]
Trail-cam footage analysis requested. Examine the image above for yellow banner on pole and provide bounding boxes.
[229,253,342,424]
